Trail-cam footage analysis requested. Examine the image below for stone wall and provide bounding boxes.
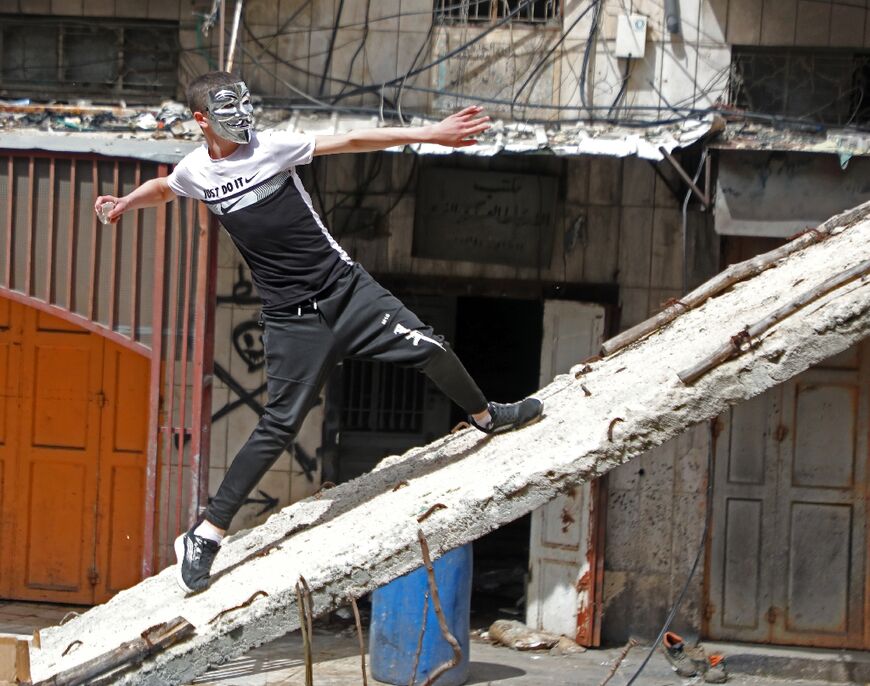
[5,1,868,119]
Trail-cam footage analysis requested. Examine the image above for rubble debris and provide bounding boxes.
[550,636,586,656]
[0,99,199,139]
[0,98,718,161]
[488,619,567,651]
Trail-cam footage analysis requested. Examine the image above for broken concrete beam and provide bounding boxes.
[31,203,870,685]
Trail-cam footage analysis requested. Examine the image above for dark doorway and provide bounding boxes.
[324,294,456,484]
[322,291,544,624]
[453,296,543,624]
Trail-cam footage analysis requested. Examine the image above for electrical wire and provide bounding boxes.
[8,5,870,132]
[681,149,708,293]
[606,58,633,120]
[234,0,494,40]
[335,0,371,98]
[394,11,437,125]
[245,0,313,66]
[238,42,340,111]
[240,17,401,112]
[319,0,346,96]
[578,0,603,112]
[213,2,861,128]
[510,0,598,119]
[329,0,540,101]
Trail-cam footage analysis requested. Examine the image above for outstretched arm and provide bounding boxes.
[313,105,490,156]
[94,177,177,224]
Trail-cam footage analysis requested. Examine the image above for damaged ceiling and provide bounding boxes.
[0,100,717,163]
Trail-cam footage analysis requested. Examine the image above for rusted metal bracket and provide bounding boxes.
[678,257,870,384]
[658,146,710,209]
[600,202,864,358]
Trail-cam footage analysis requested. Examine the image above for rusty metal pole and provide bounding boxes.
[218,0,225,71]
[189,205,218,522]
[143,170,169,578]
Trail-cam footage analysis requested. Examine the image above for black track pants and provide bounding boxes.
[205,264,487,529]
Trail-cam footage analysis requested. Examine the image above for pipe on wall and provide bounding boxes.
[665,0,682,34]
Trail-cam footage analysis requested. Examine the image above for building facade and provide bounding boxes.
[0,0,868,650]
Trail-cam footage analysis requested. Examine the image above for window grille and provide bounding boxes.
[340,359,426,433]
[434,0,561,25]
[0,15,179,100]
[731,47,870,127]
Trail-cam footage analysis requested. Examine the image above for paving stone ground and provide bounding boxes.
[0,601,856,686]
[188,628,857,686]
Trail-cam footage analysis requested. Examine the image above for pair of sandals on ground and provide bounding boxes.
[663,631,727,683]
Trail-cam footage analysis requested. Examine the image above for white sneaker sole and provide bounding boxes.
[174,534,196,595]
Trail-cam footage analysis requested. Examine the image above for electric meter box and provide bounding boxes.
[615,14,648,59]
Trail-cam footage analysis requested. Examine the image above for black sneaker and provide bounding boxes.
[174,529,220,594]
[469,398,543,434]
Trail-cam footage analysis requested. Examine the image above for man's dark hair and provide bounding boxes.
[187,71,241,114]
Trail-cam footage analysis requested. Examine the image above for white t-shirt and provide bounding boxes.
[166,130,352,310]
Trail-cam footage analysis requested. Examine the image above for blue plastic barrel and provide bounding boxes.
[369,543,472,686]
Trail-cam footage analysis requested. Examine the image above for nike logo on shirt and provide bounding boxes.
[220,196,243,212]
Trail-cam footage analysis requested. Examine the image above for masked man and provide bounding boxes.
[95,71,543,594]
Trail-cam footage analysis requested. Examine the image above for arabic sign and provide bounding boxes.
[412,167,557,268]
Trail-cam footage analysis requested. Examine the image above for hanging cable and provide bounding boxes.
[510,0,597,119]
[607,58,633,121]
[578,0,603,112]
[319,0,346,96]
[395,8,437,124]
[335,0,371,98]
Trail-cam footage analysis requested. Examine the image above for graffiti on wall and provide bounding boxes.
[217,264,261,306]
[214,264,318,482]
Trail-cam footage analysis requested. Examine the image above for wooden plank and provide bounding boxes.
[0,636,17,682]
[0,636,31,684]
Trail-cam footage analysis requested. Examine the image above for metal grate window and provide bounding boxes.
[341,359,426,433]
[434,0,561,25]
[731,47,870,127]
[0,15,179,100]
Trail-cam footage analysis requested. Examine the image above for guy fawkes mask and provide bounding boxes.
[206,81,254,144]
